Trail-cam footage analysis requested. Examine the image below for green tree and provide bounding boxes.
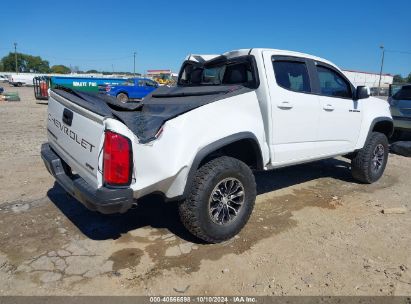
[393,74,404,83]
[406,73,411,84]
[86,69,99,73]
[1,52,50,73]
[51,65,71,74]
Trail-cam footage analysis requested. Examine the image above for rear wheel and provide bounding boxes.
[116,93,128,103]
[351,132,389,183]
[179,156,256,243]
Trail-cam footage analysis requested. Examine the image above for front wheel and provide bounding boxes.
[116,93,128,103]
[179,156,256,243]
[351,132,389,183]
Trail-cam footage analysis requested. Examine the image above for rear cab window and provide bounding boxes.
[178,55,259,88]
[272,60,311,93]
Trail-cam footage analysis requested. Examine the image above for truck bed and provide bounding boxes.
[52,85,252,143]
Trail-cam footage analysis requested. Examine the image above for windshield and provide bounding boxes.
[178,55,258,88]
[393,85,411,100]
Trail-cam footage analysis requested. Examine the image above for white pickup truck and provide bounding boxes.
[41,48,393,243]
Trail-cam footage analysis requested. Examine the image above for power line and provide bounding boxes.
[386,49,411,55]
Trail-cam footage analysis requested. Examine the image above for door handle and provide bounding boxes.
[277,101,293,109]
[323,104,335,111]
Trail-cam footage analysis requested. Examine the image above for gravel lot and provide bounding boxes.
[0,85,410,296]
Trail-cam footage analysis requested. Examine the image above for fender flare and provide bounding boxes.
[366,117,394,141]
[179,132,263,200]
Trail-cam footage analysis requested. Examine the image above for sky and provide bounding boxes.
[2,0,411,76]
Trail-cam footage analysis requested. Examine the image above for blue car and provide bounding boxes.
[105,78,158,103]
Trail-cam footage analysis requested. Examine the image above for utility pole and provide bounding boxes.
[14,42,18,73]
[378,45,385,95]
[133,52,136,76]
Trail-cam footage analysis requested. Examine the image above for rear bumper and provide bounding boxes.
[393,116,411,131]
[41,143,134,214]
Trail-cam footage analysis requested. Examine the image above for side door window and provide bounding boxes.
[145,80,157,87]
[273,60,311,93]
[316,65,352,98]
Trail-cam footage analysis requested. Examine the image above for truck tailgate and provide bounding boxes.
[47,90,105,189]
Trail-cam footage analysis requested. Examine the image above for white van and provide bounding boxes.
[8,74,37,86]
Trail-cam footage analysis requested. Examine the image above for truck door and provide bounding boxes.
[263,52,320,165]
[134,79,155,99]
[129,79,143,99]
[313,62,362,155]
[144,79,158,97]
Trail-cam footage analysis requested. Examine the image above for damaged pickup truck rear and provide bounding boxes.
[41,48,393,243]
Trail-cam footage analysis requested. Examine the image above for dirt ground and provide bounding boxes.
[0,85,410,296]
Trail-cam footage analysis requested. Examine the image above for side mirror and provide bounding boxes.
[356,86,370,99]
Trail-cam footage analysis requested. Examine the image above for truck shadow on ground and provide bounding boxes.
[389,131,411,157]
[48,158,354,243]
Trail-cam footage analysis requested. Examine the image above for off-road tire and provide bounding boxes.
[351,132,389,183]
[179,156,256,243]
[117,92,128,103]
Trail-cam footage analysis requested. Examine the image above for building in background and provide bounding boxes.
[342,69,393,95]
[146,69,172,78]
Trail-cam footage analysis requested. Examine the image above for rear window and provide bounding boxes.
[178,55,258,88]
[393,85,411,100]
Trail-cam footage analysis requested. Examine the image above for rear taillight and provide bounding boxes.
[103,131,132,186]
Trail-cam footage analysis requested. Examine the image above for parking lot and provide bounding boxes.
[0,85,410,296]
